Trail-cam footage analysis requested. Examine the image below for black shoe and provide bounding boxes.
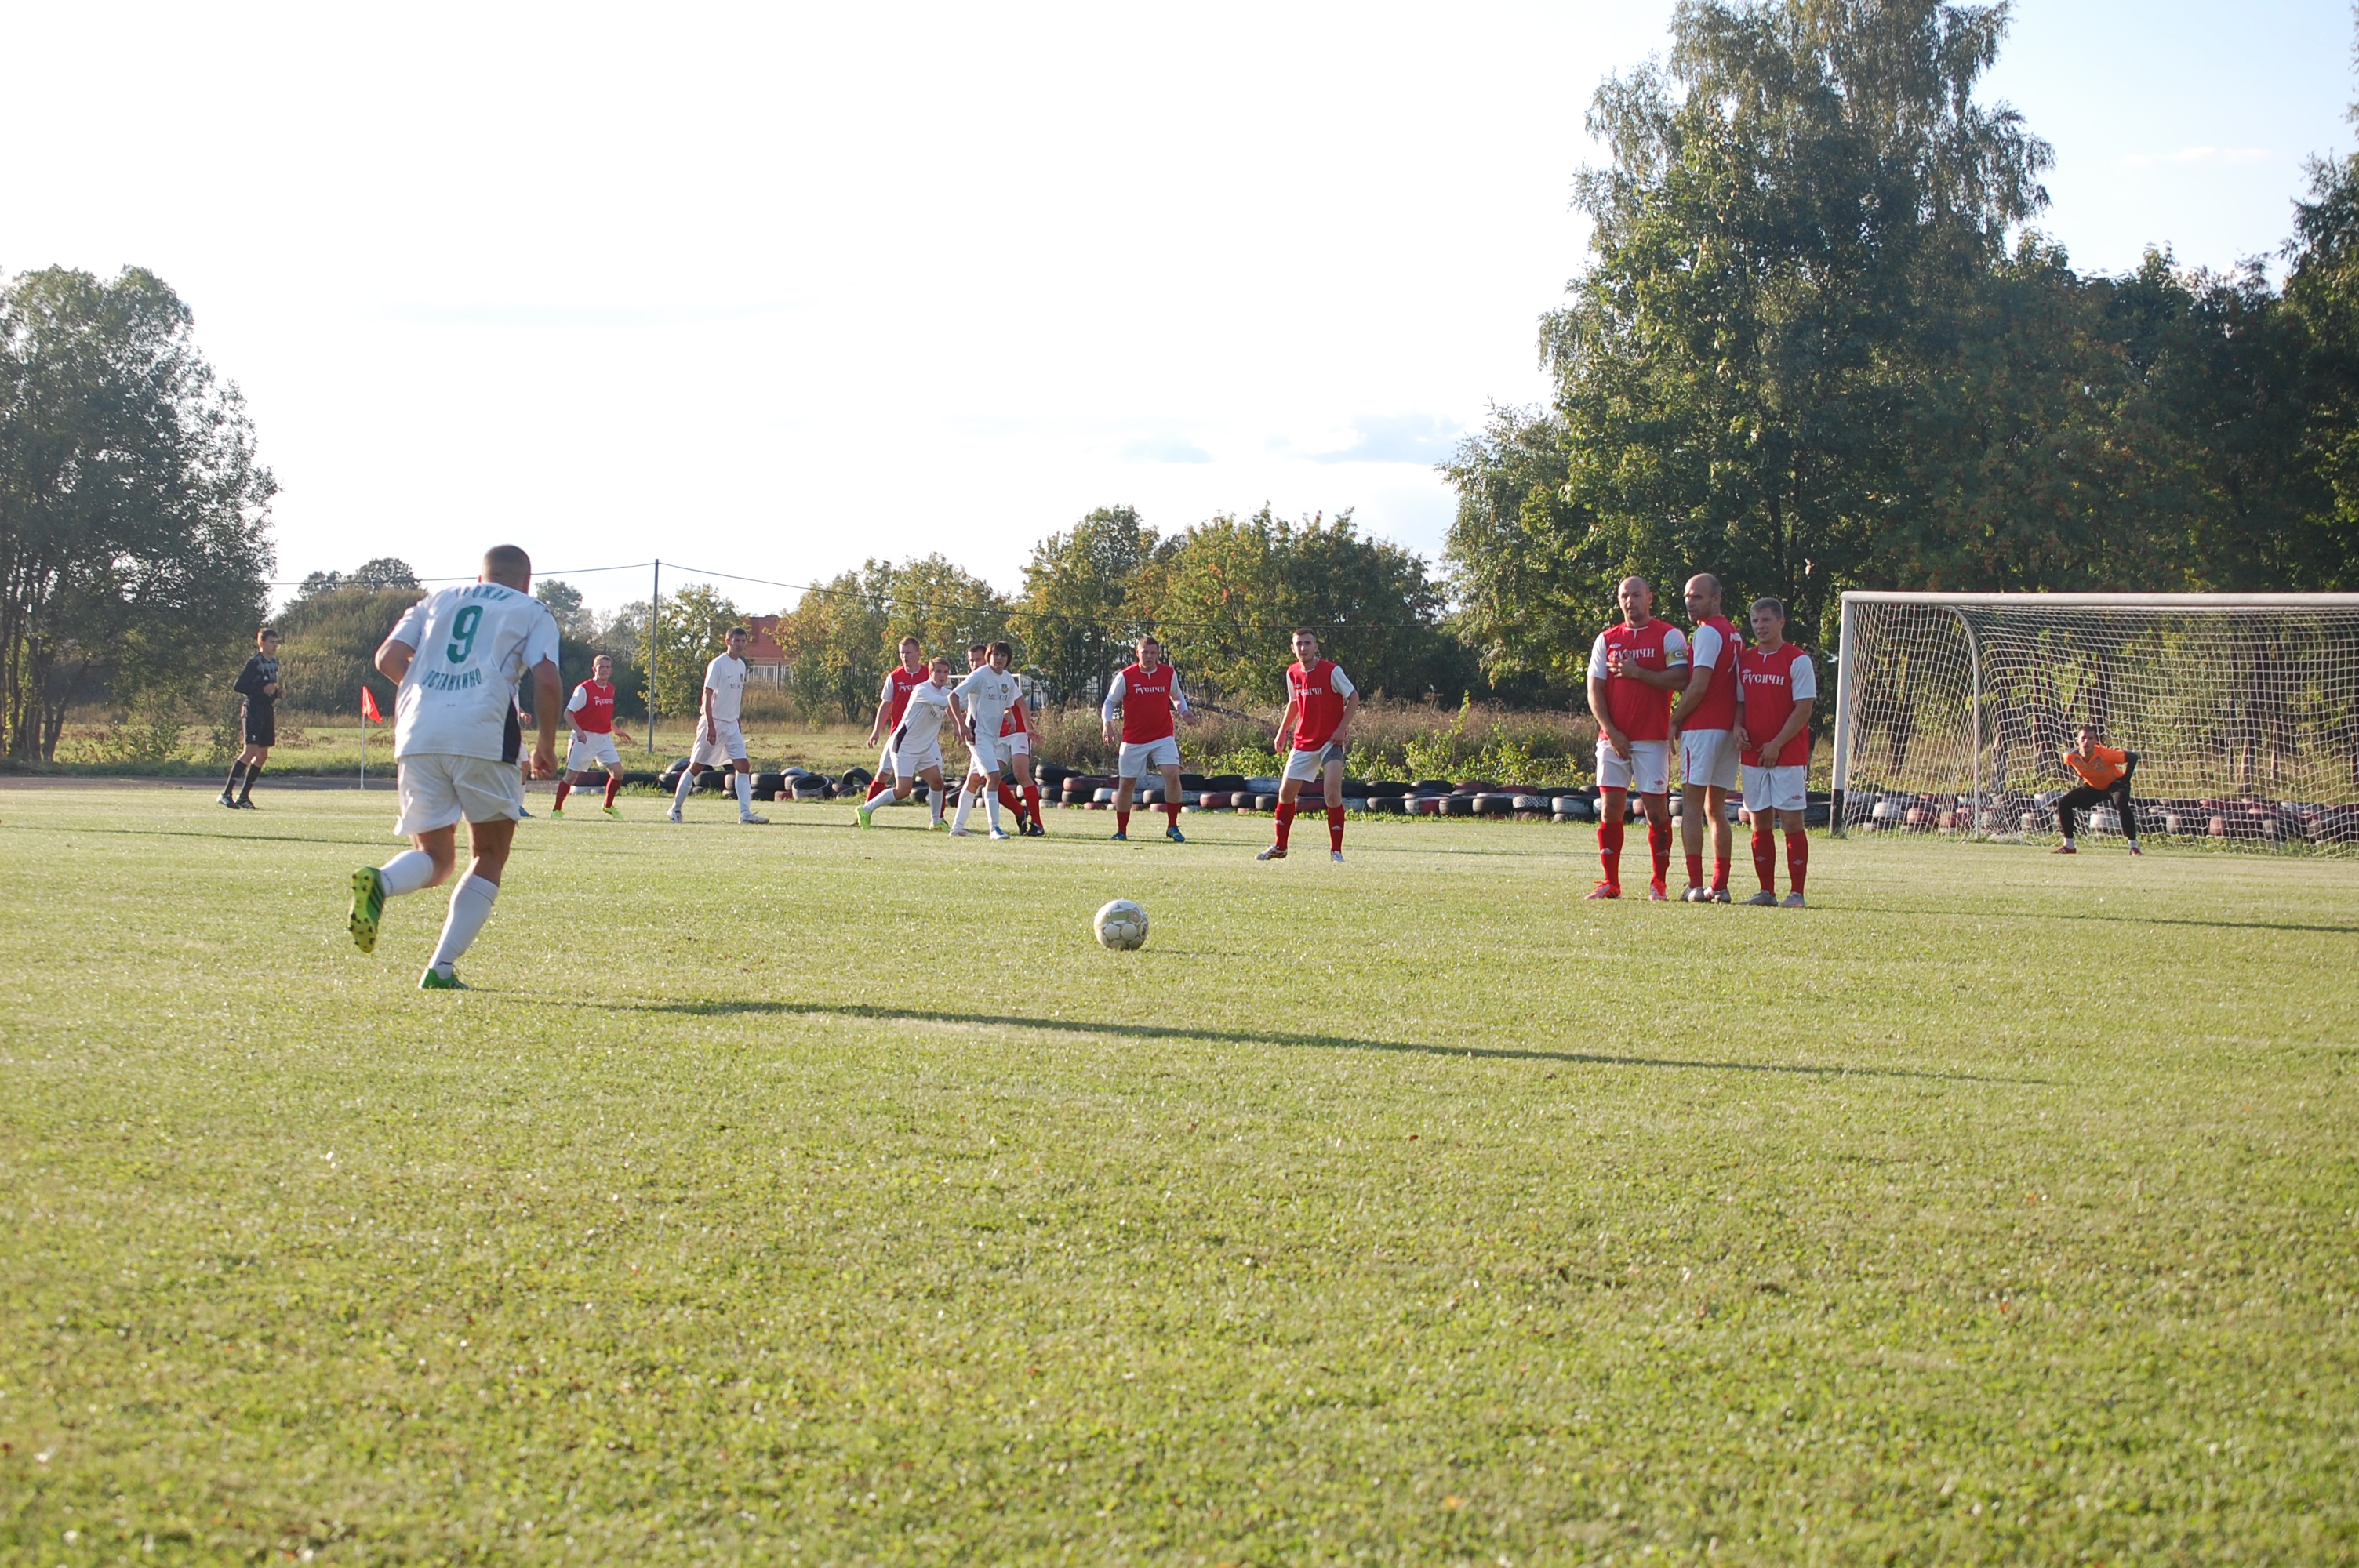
[234,797,258,809]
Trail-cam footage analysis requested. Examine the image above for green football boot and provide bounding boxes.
[348,867,386,954]
[419,967,467,991]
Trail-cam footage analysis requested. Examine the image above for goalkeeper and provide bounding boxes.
[2053,725,2143,857]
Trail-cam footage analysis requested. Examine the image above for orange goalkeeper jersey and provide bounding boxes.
[2065,743,2128,789]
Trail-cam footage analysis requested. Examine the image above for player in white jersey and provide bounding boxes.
[344,544,562,989]
[670,626,767,825]
[949,641,1023,840]
[856,655,957,829]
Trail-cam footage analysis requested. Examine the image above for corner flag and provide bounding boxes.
[362,687,383,724]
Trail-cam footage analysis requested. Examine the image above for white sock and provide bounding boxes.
[378,849,438,898]
[428,873,499,973]
[672,768,696,811]
[984,787,1002,833]
[734,771,754,814]
[952,782,974,831]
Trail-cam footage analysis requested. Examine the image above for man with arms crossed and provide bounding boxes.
[549,652,633,818]
[862,636,929,804]
[1102,634,1191,842]
[1735,597,1816,907]
[1586,575,1688,899]
[669,626,767,825]
[1668,573,1741,902]
[856,655,957,829]
[346,545,562,989]
[220,626,282,809]
[1258,629,1358,863]
[948,641,1022,840]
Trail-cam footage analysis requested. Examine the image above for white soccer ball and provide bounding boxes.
[1093,898,1149,951]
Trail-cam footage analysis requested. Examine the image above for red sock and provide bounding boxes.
[866,773,892,802]
[1598,819,1625,889]
[1786,829,1808,894]
[1711,855,1730,893]
[604,772,622,808]
[1328,805,1345,851]
[1274,800,1296,849]
[1648,811,1672,889]
[1023,784,1040,824]
[552,779,572,810]
[1685,851,1703,888]
[1752,829,1776,890]
[1165,800,1182,829]
[1117,808,1132,834]
[998,783,1022,820]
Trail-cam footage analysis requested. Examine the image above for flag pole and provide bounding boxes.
[359,698,367,792]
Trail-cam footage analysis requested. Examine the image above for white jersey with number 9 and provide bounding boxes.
[388,583,562,764]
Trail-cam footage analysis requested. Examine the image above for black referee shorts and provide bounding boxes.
[242,702,276,748]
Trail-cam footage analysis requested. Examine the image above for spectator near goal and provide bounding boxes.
[2054,726,2142,857]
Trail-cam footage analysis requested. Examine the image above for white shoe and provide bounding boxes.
[1781,891,1807,909]
[949,827,972,837]
[1743,889,1777,906]
[1256,845,1288,861]
[1707,887,1732,904]
[1331,849,1344,863]
[739,812,769,825]
[1681,884,1705,902]
[667,808,682,823]
[990,829,1014,840]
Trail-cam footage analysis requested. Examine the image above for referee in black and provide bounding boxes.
[220,626,282,808]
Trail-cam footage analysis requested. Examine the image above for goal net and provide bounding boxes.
[1829,593,2359,852]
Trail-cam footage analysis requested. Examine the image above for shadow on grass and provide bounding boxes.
[603,999,2040,1085]
[1839,902,2359,938]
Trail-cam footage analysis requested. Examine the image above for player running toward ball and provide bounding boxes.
[669,626,767,825]
[2054,725,2143,856]
[345,545,562,989]
[862,636,929,804]
[1258,629,1358,863]
[1586,575,1688,899]
[549,653,633,818]
[220,626,282,809]
[949,641,1023,840]
[1735,597,1816,907]
[1668,573,1740,902]
[856,654,957,829]
[1101,634,1191,843]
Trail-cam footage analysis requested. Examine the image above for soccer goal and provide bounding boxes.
[1828,593,2359,851]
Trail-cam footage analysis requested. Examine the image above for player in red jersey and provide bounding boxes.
[1734,597,1816,908]
[1668,573,1741,902]
[1100,633,1192,842]
[863,637,929,804]
[999,676,1045,835]
[1585,576,1688,899]
[1257,629,1358,863]
[550,653,634,818]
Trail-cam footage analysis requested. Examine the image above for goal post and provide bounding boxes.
[1829,592,2359,851]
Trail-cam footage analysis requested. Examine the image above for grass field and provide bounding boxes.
[2,788,2354,1565]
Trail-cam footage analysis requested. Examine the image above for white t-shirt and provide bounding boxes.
[953,666,1023,739]
[703,654,748,724]
[1689,622,1726,672]
[387,583,561,763]
[1787,654,1819,701]
[1587,625,1691,679]
[894,680,953,751]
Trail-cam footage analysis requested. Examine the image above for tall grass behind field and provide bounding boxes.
[2,789,2356,1562]
[1035,699,1603,782]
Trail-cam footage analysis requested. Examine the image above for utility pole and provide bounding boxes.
[649,558,661,754]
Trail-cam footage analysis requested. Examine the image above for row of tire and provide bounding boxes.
[1852,791,2359,844]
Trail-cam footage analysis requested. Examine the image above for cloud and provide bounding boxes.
[2117,146,2277,169]
[1299,412,1464,465]
[1118,434,1213,463]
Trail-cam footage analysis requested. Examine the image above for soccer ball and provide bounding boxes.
[1093,898,1149,951]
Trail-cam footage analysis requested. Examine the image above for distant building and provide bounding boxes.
[744,615,788,685]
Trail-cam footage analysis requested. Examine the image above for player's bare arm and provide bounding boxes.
[1668,659,1714,727]
[1587,675,1630,758]
[374,630,418,684]
[1274,694,1301,753]
[1757,697,1814,762]
[531,658,562,778]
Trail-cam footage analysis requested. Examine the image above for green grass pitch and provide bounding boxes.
[2,787,2354,1564]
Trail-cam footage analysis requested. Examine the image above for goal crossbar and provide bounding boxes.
[1829,592,2359,850]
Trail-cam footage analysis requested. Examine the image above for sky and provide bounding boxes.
[5,1,2352,615]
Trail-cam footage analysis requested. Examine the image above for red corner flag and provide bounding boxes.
[361,686,384,724]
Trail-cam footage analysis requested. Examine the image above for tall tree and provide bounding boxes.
[0,267,275,760]
[641,583,746,726]
[1012,506,1169,702]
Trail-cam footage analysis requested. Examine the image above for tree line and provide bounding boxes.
[1442,0,2357,698]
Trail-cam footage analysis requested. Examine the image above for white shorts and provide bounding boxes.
[965,731,1004,777]
[1679,728,1739,791]
[1283,742,1345,782]
[565,731,622,773]
[1117,735,1183,779]
[688,719,748,768]
[1002,731,1031,757]
[892,739,944,779]
[394,753,524,837]
[1596,738,1670,795]
[1741,764,1808,813]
